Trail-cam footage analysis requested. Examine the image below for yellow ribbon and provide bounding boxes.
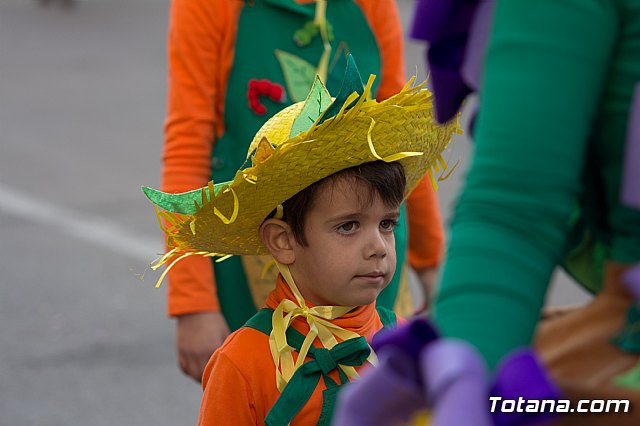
[365,117,424,163]
[210,182,239,225]
[269,262,378,392]
[149,249,229,289]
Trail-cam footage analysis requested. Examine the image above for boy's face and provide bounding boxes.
[288,178,399,307]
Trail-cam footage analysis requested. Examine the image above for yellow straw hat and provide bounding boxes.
[143,56,459,267]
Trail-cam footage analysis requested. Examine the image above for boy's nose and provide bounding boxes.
[365,230,387,258]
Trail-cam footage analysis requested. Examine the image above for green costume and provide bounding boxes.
[432,0,640,369]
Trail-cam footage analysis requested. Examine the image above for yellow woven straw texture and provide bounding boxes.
[166,86,458,256]
[246,102,305,156]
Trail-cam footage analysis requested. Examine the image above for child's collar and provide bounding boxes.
[267,261,378,392]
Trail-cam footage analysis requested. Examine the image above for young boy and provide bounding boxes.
[199,160,404,425]
[163,0,446,385]
[143,57,459,425]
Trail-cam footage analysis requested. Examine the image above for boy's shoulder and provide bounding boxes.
[207,325,277,392]
[201,325,280,423]
[216,325,271,364]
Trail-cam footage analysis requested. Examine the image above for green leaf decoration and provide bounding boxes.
[293,21,319,47]
[318,54,364,125]
[289,76,332,138]
[141,183,225,215]
[293,20,334,47]
[275,50,317,103]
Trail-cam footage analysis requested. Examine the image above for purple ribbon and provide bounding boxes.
[410,0,494,124]
[411,0,476,42]
[461,0,493,92]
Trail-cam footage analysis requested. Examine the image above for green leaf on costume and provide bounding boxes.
[289,76,332,138]
[275,50,317,103]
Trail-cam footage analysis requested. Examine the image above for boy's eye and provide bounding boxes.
[337,222,358,234]
[380,219,397,231]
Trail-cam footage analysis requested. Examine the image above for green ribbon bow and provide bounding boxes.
[265,336,371,426]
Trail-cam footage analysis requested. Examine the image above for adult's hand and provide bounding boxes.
[176,312,230,382]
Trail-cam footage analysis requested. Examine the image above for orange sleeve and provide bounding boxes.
[199,351,257,425]
[161,0,240,316]
[357,0,406,101]
[405,176,445,270]
[165,256,219,315]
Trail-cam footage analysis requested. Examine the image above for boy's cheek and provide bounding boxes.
[388,245,397,263]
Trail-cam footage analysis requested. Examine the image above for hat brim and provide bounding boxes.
[144,81,459,256]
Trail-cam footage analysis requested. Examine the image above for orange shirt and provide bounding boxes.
[162,0,444,316]
[198,275,391,425]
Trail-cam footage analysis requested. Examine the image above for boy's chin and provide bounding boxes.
[342,291,381,307]
[317,283,389,307]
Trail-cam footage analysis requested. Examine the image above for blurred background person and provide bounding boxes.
[415,0,640,417]
[161,0,446,383]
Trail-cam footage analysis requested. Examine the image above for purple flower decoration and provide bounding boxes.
[420,339,493,426]
[491,349,562,426]
[333,317,563,426]
[332,347,427,426]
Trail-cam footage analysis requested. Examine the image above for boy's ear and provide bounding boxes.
[259,218,296,265]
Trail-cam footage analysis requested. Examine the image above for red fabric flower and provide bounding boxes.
[247,79,287,115]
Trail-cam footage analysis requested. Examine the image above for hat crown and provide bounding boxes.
[248,102,304,155]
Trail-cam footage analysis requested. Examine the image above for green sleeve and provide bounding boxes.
[434,0,619,369]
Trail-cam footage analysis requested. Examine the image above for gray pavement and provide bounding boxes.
[1,1,201,425]
[0,1,591,425]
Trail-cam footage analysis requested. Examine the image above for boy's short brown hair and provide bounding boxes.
[277,160,406,246]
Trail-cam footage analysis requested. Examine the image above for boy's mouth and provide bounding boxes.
[354,271,386,283]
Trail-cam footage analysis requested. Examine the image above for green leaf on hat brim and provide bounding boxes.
[141,182,228,215]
